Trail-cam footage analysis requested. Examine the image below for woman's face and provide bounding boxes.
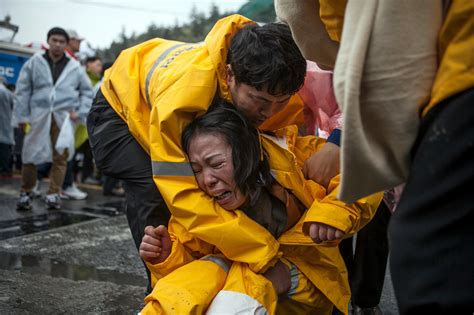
[188,133,247,210]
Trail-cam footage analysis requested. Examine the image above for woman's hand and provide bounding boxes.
[139,225,172,264]
[309,222,344,244]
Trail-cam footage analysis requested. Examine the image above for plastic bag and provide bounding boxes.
[55,114,75,161]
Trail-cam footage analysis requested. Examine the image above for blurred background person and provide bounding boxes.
[15,27,93,210]
[65,29,82,60]
[76,56,103,186]
[0,77,15,178]
[60,28,91,200]
[85,56,102,88]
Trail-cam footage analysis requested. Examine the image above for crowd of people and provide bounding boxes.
[0,27,124,212]
[1,1,472,314]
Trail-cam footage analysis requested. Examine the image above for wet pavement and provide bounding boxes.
[0,176,146,313]
[0,176,400,314]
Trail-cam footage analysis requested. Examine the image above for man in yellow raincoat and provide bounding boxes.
[138,102,382,314]
[87,14,344,289]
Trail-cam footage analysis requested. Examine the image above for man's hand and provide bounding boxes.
[309,222,344,244]
[139,225,172,265]
[263,260,291,295]
[303,142,340,188]
[18,123,27,133]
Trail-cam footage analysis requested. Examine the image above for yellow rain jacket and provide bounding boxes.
[143,125,382,315]
[100,14,306,274]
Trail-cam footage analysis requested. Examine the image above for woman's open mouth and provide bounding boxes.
[214,191,232,200]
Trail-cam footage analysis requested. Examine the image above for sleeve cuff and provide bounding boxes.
[327,128,341,146]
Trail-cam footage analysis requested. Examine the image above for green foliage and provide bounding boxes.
[98,3,230,63]
[97,1,276,63]
[238,0,275,23]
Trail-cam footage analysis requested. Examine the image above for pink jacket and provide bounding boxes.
[299,61,402,211]
[298,61,342,138]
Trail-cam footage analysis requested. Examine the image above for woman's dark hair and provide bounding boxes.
[182,99,272,202]
[227,22,306,96]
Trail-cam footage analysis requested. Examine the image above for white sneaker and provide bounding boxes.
[44,193,61,210]
[60,183,88,200]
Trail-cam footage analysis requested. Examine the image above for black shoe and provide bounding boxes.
[44,193,61,210]
[353,305,383,315]
[103,187,125,197]
[17,192,33,211]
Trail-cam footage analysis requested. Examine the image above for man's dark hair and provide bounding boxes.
[182,99,272,202]
[47,27,69,42]
[227,22,306,96]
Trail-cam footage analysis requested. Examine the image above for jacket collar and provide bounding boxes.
[33,51,80,86]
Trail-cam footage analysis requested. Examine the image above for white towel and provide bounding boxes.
[334,0,442,203]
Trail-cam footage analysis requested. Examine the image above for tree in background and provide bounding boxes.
[238,0,275,23]
[98,0,275,63]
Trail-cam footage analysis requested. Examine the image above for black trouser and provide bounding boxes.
[339,201,391,308]
[87,90,171,289]
[13,128,24,171]
[62,159,75,188]
[79,140,95,181]
[389,88,474,314]
[62,141,95,188]
[103,175,120,195]
[0,143,12,175]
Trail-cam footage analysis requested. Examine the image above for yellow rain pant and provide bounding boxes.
[142,256,229,315]
[143,256,334,314]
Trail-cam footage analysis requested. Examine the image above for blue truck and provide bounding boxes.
[0,42,37,86]
[0,16,38,86]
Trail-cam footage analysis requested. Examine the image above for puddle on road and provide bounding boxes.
[0,212,97,241]
[0,200,126,241]
[0,251,146,287]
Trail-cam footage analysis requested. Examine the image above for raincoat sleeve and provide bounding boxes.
[294,136,382,236]
[303,175,382,236]
[149,71,281,274]
[14,59,33,123]
[76,69,93,122]
[146,233,195,288]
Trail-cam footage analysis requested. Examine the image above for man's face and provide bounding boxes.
[226,66,291,127]
[47,34,68,58]
[69,38,82,53]
[188,132,247,210]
